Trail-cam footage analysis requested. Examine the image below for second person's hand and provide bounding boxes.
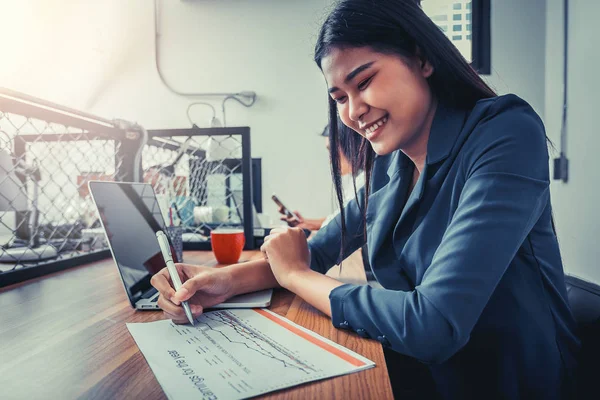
[150,263,234,324]
[279,208,304,227]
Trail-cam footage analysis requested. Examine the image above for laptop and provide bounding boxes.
[88,181,273,310]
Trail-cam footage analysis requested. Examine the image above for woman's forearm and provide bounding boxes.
[226,258,281,296]
[225,258,345,319]
[304,218,326,231]
[286,268,345,317]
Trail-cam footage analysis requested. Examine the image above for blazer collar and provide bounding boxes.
[365,104,467,266]
[426,102,468,165]
[382,102,468,179]
[385,149,409,179]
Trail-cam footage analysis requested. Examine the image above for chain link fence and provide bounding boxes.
[0,89,256,287]
[0,88,142,286]
[142,128,255,250]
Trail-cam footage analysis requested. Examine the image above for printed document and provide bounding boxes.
[127,309,375,399]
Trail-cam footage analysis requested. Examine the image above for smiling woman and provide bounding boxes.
[308,0,578,399]
[322,47,436,157]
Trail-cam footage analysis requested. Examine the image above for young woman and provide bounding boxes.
[151,1,579,398]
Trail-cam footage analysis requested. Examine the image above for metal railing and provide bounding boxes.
[0,89,257,288]
[0,88,143,287]
[143,127,255,250]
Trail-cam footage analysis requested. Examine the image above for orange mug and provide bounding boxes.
[210,229,245,264]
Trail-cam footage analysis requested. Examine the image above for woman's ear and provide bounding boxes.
[421,59,434,78]
[415,46,434,78]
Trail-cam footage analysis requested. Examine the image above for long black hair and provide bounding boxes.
[314,0,496,259]
[321,120,364,174]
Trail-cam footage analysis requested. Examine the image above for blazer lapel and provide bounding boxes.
[396,162,428,226]
[363,103,468,269]
[366,160,411,266]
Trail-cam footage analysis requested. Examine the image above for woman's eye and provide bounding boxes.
[334,96,347,104]
[358,76,373,90]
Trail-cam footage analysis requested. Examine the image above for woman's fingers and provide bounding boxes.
[163,304,204,324]
[172,272,213,303]
[269,227,287,235]
[163,310,190,325]
[152,263,215,324]
[157,293,183,315]
[260,240,269,260]
[279,215,299,226]
[150,268,176,300]
[159,294,204,324]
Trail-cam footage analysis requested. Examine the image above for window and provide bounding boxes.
[422,0,490,74]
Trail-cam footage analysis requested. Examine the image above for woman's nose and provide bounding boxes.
[348,95,368,123]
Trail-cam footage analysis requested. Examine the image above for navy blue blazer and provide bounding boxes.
[308,95,580,399]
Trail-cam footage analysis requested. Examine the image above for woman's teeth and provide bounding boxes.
[365,116,388,134]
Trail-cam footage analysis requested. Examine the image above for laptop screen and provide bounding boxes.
[89,182,170,303]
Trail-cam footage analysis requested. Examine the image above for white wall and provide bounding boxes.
[0,1,148,110]
[545,0,600,284]
[484,0,547,118]
[0,0,550,223]
[88,0,337,221]
[0,0,337,221]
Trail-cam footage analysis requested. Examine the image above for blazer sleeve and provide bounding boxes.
[308,186,367,274]
[328,97,551,364]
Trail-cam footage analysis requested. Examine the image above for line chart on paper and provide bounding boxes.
[128,308,375,400]
[195,310,317,374]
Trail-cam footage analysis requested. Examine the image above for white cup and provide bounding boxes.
[212,205,229,223]
[193,206,213,224]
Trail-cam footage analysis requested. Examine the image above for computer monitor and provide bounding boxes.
[230,189,262,228]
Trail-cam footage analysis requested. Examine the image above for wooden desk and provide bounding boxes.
[0,251,393,399]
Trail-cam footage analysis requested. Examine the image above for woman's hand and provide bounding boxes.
[279,208,304,227]
[150,263,234,324]
[278,209,324,231]
[260,227,311,289]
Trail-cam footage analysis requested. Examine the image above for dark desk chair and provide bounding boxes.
[565,275,600,399]
[383,275,600,400]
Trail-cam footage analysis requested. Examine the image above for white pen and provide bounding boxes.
[156,230,195,326]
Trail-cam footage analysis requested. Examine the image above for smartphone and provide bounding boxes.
[271,194,299,221]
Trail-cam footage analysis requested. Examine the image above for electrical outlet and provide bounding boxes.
[553,155,569,182]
